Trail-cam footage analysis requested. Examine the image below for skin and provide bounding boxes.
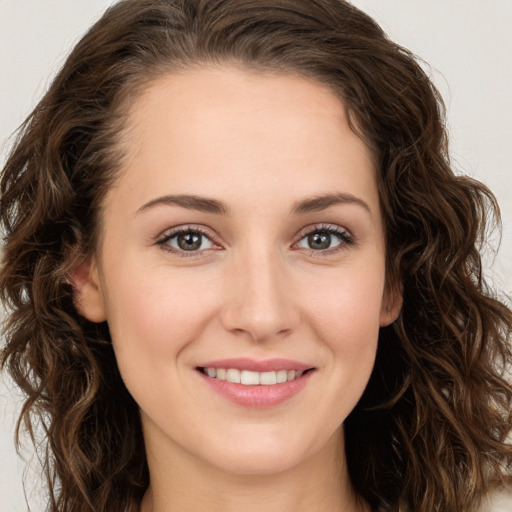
[75,65,402,512]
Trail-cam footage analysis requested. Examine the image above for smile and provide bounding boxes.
[196,359,315,408]
[199,367,305,385]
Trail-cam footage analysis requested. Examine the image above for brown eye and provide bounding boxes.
[159,228,215,254]
[176,232,203,251]
[306,232,333,250]
[297,227,352,252]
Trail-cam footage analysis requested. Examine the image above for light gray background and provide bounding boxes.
[1,1,511,511]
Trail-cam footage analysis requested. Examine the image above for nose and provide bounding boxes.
[220,247,300,343]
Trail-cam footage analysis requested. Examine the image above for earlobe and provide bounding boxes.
[69,257,107,323]
[379,283,403,327]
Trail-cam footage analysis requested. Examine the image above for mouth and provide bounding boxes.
[197,367,314,385]
[195,359,316,408]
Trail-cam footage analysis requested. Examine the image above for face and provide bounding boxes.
[76,66,401,477]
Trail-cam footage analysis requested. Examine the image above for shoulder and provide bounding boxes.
[374,491,512,512]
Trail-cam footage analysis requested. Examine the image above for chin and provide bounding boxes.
[209,450,304,477]
[199,428,327,477]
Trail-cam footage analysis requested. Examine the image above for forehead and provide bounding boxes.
[105,65,379,220]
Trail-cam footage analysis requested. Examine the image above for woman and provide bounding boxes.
[1,1,511,511]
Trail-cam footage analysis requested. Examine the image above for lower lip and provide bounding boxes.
[197,370,314,408]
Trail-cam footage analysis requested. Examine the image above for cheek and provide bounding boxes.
[102,265,219,385]
[303,265,384,401]
[304,262,386,342]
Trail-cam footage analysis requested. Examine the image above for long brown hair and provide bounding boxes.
[1,1,511,511]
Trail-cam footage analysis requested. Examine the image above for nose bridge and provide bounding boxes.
[221,242,299,342]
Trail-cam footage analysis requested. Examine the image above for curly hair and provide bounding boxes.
[1,1,511,511]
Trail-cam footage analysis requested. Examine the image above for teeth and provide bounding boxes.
[241,370,260,385]
[226,369,240,383]
[202,367,307,385]
[276,370,288,383]
[260,371,277,385]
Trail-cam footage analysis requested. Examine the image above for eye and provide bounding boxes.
[157,227,216,256]
[296,225,353,254]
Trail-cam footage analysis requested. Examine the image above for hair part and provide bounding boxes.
[1,1,511,511]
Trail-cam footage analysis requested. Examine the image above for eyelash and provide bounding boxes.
[296,224,354,257]
[156,226,216,258]
[155,224,354,259]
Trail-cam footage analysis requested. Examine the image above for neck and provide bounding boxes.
[140,427,368,512]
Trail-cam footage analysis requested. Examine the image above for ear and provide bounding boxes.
[69,257,107,323]
[379,282,403,327]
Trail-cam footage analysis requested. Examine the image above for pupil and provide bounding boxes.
[309,232,331,250]
[178,232,201,251]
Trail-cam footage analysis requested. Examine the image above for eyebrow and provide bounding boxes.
[137,194,231,215]
[291,193,371,215]
[136,192,371,216]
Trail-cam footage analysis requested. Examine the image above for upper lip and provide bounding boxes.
[197,358,313,373]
